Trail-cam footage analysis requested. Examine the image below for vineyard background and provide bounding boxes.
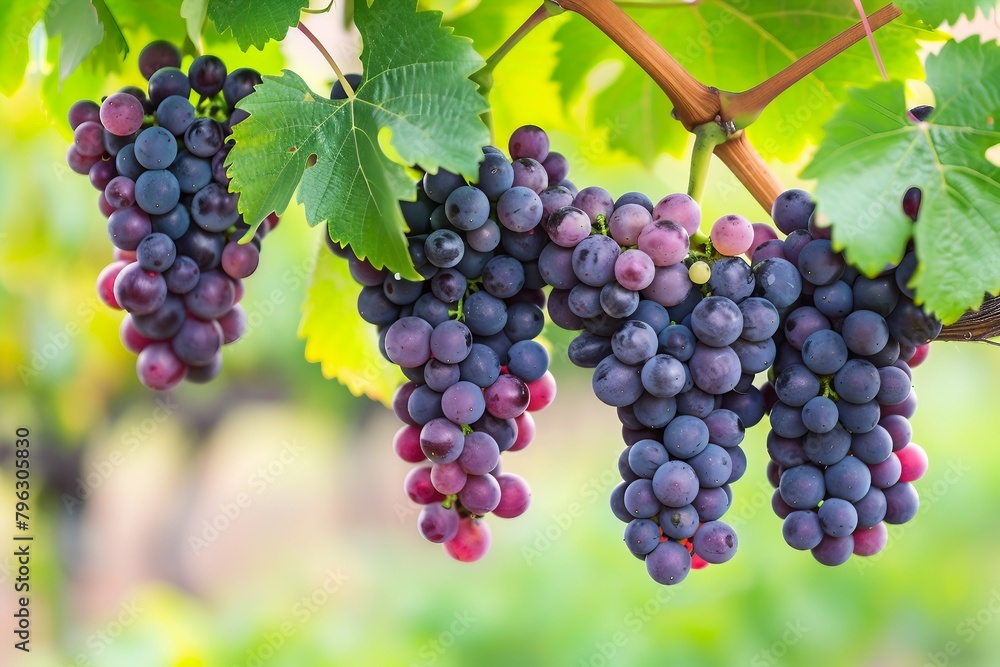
[1,2,1000,665]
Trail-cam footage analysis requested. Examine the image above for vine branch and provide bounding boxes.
[549,0,718,131]
[297,22,355,98]
[688,122,727,202]
[721,4,901,129]
[939,299,1000,342]
[547,0,996,337]
[553,0,903,210]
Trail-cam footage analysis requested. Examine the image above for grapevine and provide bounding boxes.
[12,0,1000,608]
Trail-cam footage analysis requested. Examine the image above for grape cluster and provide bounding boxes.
[68,41,270,390]
[547,189,771,583]
[329,124,565,562]
[762,188,939,565]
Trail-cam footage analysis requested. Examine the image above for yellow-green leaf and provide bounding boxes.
[299,244,403,406]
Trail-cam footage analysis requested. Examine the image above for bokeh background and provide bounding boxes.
[2,2,1000,666]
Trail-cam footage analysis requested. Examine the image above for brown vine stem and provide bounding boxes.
[721,4,902,129]
[937,299,1000,343]
[714,134,784,213]
[552,0,993,335]
[297,22,355,98]
[482,5,554,75]
[551,0,718,130]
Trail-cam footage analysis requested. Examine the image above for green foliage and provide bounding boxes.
[0,1,46,95]
[181,0,210,45]
[803,38,1000,324]
[44,0,99,83]
[207,0,309,51]
[299,245,403,405]
[91,0,129,69]
[901,0,995,26]
[227,0,489,278]
[551,0,928,161]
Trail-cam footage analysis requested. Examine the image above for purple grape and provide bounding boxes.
[136,232,177,272]
[172,317,223,366]
[136,342,187,390]
[645,540,691,585]
[100,92,145,137]
[420,418,465,464]
[219,305,247,344]
[163,255,201,294]
[221,241,260,279]
[223,68,262,108]
[186,352,224,383]
[74,121,106,157]
[138,41,181,80]
[69,100,101,129]
[508,125,550,162]
[418,504,460,543]
[114,263,167,315]
[131,295,186,340]
[692,521,738,564]
[188,55,228,97]
[184,270,236,319]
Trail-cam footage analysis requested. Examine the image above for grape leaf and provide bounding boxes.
[552,0,928,162]
[45,0,104,82]
[181,0,210,45]
[227,0,489,278]
[802,38,1000,323]
[0,0,46,96]
[900,0,994,26]
[43,0,129,84]
[207,0,309,50]
[91,0,129,69]
[299,244,403,406]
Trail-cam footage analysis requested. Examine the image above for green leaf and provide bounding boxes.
[300,244,403,406]
[181,0,210,46]
[900,0,993,26]
[45,0,103,82]
[43,0,129,84]
[207,0,309,50]
[802,38,1000,323]
[552,0,927,162]
[0,0,46,96]
[91,0,129,68]
[227,0,489,278]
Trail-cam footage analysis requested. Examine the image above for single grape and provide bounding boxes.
[136,342,187,390]
[188,55,228,97]
[445,185,490,231]
[652,193,700,236]
[100,92,145,136]
[711,214,754,256]
[138,41,182,80]
[223,68,263,108]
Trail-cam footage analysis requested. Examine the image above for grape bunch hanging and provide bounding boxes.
[330,121,939,582]
[67,41,273,389]
[67,44,942,584]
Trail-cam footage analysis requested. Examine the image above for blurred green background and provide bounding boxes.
[2,3,1000,667]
